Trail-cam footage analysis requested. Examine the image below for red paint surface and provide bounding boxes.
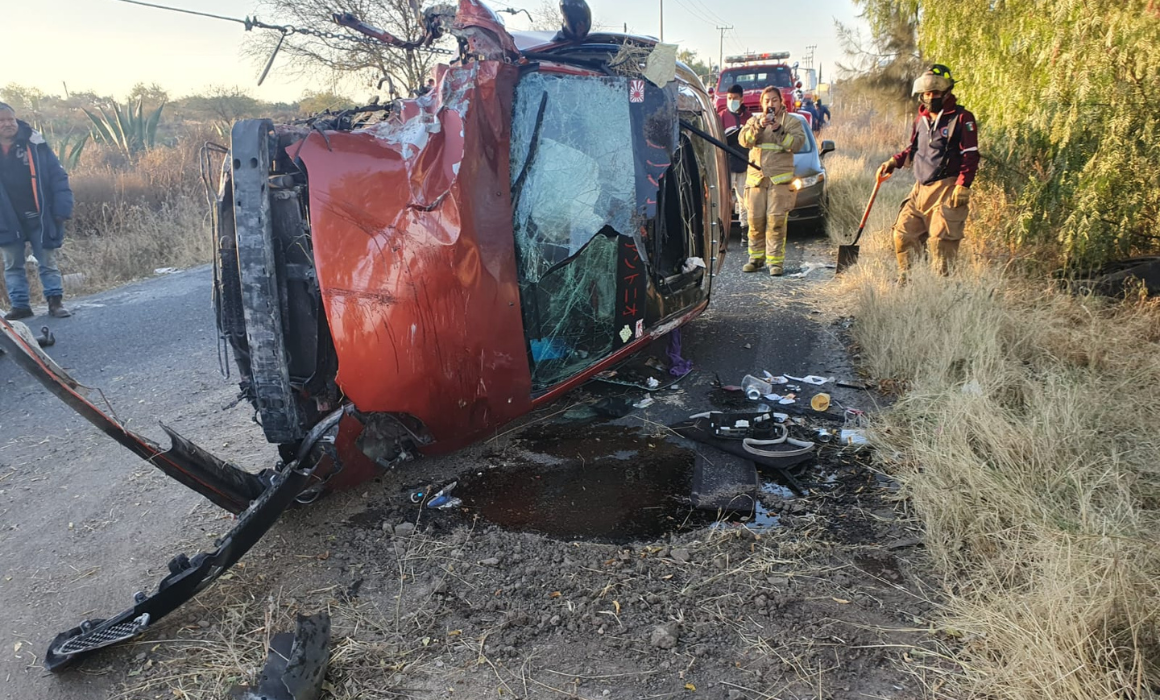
[321,413,386,490]
[298,61,533,453]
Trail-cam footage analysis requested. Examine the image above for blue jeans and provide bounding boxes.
[2,226,63,309]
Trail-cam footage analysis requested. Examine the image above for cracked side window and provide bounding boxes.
[510,73,636,390]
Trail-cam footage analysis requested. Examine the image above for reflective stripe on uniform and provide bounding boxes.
[758,143,783,151]
[769,173,794,185]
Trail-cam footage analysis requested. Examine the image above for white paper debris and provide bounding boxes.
[644,43,679,87]
[840,429,869,446]
[681,257,706,273]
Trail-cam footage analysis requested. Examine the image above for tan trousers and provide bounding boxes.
[747,181,796,266]
[730,172,748,228]
[892,177,968,275]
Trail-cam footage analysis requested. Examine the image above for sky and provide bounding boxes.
[7,0,865,103]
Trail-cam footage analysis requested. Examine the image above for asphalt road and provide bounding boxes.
[0,226,866,698]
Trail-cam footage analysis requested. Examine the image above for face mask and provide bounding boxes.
[924,95,945,112]
[727,99,741,112]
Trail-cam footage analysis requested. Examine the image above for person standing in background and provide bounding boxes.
[0,102,73,320]
[717,84,751,233]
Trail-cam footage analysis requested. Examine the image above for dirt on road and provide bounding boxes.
[1,233,948,700]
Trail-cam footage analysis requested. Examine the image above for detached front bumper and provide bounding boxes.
[0,317,340,671]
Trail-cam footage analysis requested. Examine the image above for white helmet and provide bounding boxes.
[912,64,954,95]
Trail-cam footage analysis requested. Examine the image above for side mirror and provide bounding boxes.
[820,140,835,156]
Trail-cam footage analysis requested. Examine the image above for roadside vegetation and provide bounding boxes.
[822,3,1160,696]
[823,96,1160,698]
[0,83,351,305]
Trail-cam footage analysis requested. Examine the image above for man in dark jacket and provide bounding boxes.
[0,103,73,319]
[801,98,821,132]
[878,65,978,277]
[815,99,831,131]
[717,84,751,231]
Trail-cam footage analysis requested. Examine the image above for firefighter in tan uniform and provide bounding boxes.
[738,87,806,276]
[878,64,980,277]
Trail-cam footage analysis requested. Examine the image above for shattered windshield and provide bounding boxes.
[510,73,639,390]
[511,73,635,279]
[721,66,795,91]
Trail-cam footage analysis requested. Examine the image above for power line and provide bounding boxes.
[672,0,719,27]
[689,0,729,26]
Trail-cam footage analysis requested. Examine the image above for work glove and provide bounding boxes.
[950,185,970,208]
[877,159,897,177]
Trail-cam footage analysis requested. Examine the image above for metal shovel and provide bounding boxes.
[836,170,891,273]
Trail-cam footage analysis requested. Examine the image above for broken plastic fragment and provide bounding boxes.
[633,396,655,409]
[681,257,706,273]
[431,497,462,510]
[840,429,869,447]
[644,43,679,87]
[784,374,831,385]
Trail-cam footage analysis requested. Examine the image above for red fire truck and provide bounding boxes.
[713,52,811,127]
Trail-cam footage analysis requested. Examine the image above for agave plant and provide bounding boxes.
[52,132,88,170]
[31,120,89,171]
[83,98,165,158]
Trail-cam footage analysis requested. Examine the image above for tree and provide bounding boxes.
[178,86,262,130]
[298,90,358,115]
[0,84,47,112]
[857,0,1160,267]
[243,0,443,97]
[678,49,712,81]
[127,82,170,107]
[835,0,922,109]
[526,0,562,32]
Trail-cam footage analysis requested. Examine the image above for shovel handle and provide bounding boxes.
[850,170,891,247]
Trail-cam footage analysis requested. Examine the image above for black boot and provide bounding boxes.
[47,296,71,318]
[4,306,33,321]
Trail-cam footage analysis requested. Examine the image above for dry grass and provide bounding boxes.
[824,111,1160,699]
[112,557,434,700]
[0,136,215,307]
[820,105,913,245]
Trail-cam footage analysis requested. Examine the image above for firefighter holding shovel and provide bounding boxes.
[878,64,979,278]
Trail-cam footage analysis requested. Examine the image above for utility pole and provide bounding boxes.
[716,25,733,77]
[659,0,664,42]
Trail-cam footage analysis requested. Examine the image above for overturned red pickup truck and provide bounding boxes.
[0,0,730,672]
